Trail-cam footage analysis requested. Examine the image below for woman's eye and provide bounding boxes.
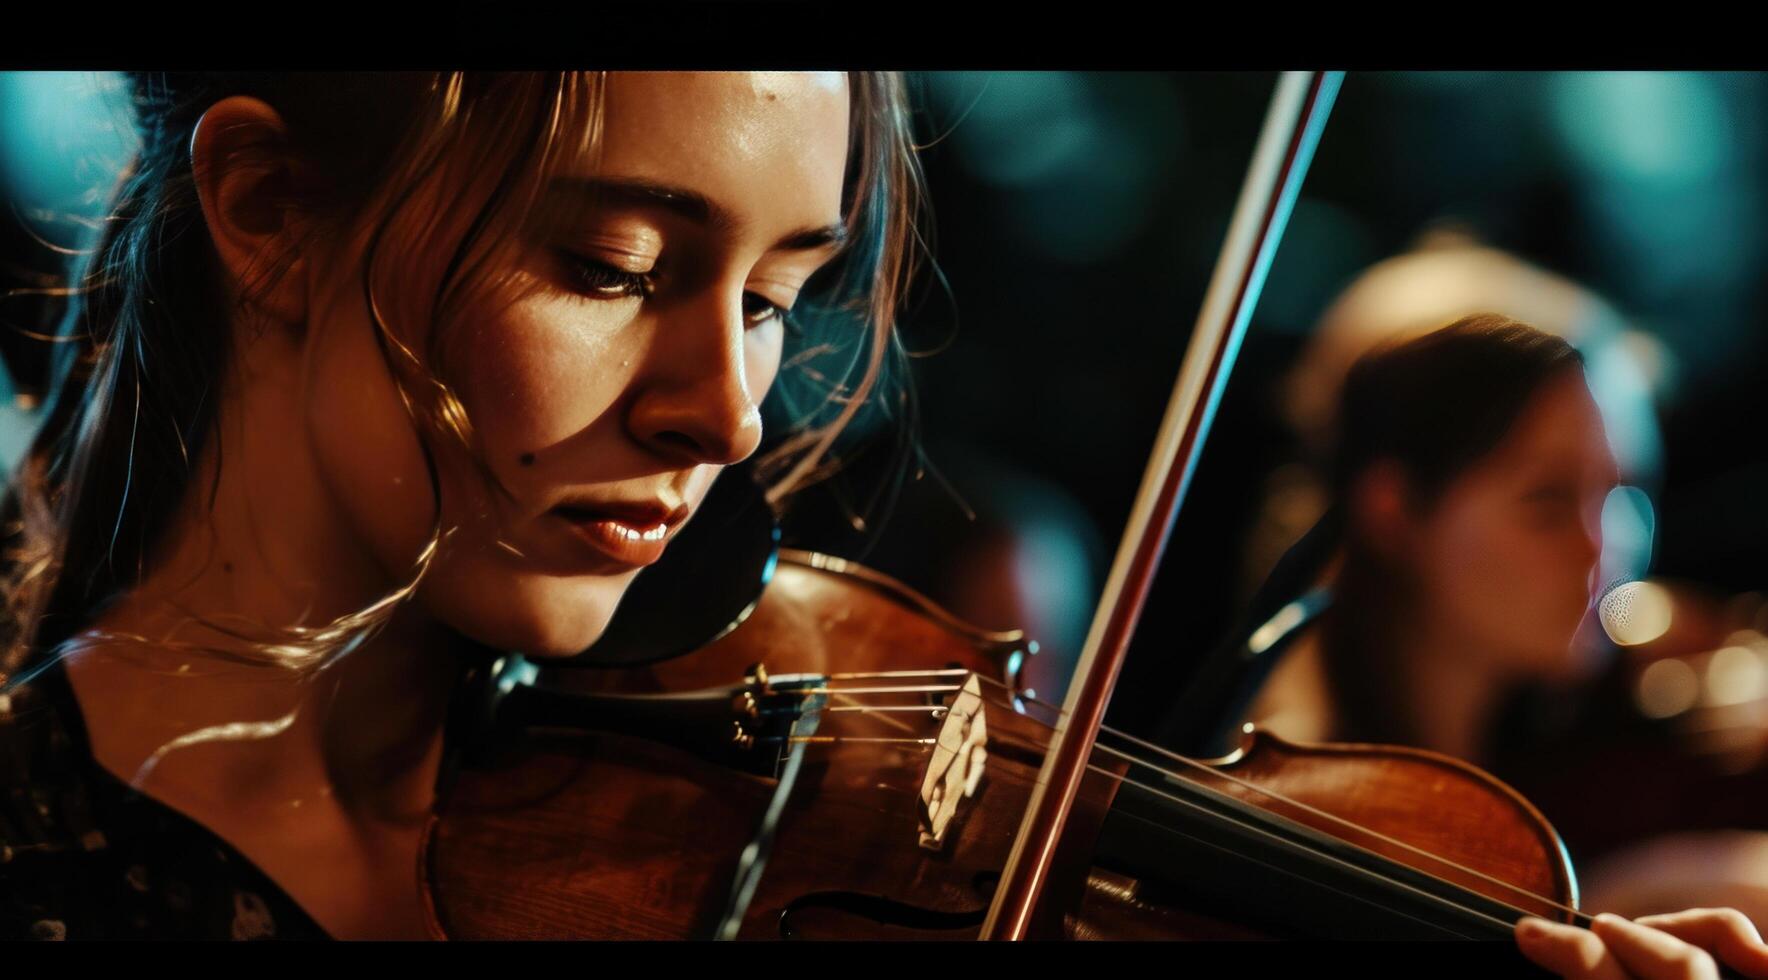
[743,292,787,329]
[1524,486,1579,518]
[560,252,652,299]
[557,252,789,329]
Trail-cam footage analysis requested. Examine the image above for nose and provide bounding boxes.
[625,289,764,467]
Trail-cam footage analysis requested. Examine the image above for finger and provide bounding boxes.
[1633,909,1768,980]
[1591,912,1720,980]
[1516,916,1632,980]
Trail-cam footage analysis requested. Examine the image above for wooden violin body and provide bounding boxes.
[420,550,1043,939]
[419,550,1578,941]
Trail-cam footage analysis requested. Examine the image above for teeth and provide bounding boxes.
[559,508,670,539]
[607,521,669,542]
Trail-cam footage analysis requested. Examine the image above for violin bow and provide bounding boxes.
[979,70,1344,940]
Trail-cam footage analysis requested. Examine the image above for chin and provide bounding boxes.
[1534,646,1592,684]
[1563,610,1617,678]
[1520,619,1602,684]
[421,571,635,660]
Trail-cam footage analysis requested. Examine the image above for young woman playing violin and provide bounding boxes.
[1244,315,1612,768]
[0,69,910,940]
[0,71,1760,973]
[1203,315,1768,976]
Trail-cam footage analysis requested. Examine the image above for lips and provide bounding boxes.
[552,501,688,567]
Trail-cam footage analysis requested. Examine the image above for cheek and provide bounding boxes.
[302,289,640,656]
[452,293,639,460]
[303,297,439,579]
[1425,514,1524,614]
[1422,509,1587,663]
[746,324,785,398]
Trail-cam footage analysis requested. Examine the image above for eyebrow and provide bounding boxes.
[546,176,848,253]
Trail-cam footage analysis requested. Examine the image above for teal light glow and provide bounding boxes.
[1547,72,1761,372]
[1583,326,1667,482]
[0,363,28,479]
[1550,72,1727,183]
[923,72,1183,265]
[1261,197,1377,336]
[1601,485,1657,588]
[0,71,135,244]
[927,72,1094,188]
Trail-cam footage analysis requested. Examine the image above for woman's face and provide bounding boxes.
[1404,373,1621,680]
[302,72,851,656]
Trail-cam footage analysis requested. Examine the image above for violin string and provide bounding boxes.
[825,668,971,681]
[826,692,929,736]
[763,728,928,743]
[1094,725,1592,923]
[748,688,1571,931]
[796,678,1588,926]
[812,695,1575,927]
[1079,761,1534,936]
[960,672,1584,921]
[1086,739,1586,925]
[974,674,1063,712]
[797,684,963,696]
[768,736,937,746]
[825,705,948,713]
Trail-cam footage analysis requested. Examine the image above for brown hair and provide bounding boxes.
[1322,313,1585,744]
[0,71,927,682]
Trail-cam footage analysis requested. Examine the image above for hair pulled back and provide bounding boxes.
[1321,312,1588,745]
[1332,313,1585,509]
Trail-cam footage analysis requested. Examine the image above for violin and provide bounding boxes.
[418,542,1579,942]
[413,72,1591,955]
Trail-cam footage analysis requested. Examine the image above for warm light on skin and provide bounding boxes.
[59,74,860,941]
[1252,371,1625,765]
[1405,373,1622,683]
[304,72,853,658]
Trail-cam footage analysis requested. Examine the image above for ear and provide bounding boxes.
[1347,459,1419,563]
[190,96,309,327]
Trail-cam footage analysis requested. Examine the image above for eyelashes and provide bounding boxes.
[561,253,654,300]
[556,251,793,331]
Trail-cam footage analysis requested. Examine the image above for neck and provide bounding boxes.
[1386,606,1507,766]
[64,593,465,940]
[1321,558,1510,765]
[57,330,470,938]
[66,325,467,817]
[69,603,466,825]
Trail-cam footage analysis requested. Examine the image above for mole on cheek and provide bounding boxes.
[519,452,536,467]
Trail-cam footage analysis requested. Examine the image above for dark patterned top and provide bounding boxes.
[0,656,330,940]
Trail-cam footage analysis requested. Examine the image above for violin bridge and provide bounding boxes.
[917,673,988,851]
